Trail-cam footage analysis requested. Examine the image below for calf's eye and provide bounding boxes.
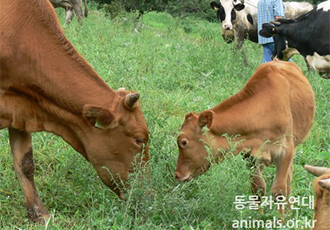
[179,138,189,148]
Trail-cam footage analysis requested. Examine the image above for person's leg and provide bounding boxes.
[262,43,275,63]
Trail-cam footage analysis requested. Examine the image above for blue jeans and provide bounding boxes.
[262,42,274,63]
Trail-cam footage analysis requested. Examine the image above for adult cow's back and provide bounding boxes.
[0,0,149,224]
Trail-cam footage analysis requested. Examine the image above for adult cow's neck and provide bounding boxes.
[0,0,117,157]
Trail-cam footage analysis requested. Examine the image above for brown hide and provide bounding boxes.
[305,165,330,230]
[0,0,149,223]
[313,173,330,230]
[176,60,315,214]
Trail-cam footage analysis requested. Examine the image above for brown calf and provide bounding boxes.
[176,60,315,215]
[305,165,330,230]
[0,0,149,224]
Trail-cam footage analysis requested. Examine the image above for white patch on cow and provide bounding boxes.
[317,1,330,11]
[285,2,314,19]
[221,0,258,30]
[234,0,258,8]
[306,53,330,73]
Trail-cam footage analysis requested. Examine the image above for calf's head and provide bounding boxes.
[175,111,216,182]
[82,90,150,199]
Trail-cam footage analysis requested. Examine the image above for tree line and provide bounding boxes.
[90,0,323,21]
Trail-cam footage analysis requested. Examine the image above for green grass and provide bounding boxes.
[1,6,329,230]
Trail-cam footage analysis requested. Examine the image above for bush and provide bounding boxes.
[103,0,126,19]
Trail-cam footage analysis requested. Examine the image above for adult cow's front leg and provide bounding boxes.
[9,128,50,224]
[65,7,75,25]
[72,4,84,25]
[233,30,250,66]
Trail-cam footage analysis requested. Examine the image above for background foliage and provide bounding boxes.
[91,0,323,21]
[0,2,329,229]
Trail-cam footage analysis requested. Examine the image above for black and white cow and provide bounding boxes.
[259,1,330,78]
[50,0,88,25]
[210,0,313,47]
[210,0,258,47]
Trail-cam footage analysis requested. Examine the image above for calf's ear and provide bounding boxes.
[198,110,214,129]
[83,105,118,129]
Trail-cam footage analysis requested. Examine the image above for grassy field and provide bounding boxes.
[0,5,329,230]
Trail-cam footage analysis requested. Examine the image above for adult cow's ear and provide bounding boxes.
[259,23,277,38]
[124,93,140,110]
[210,1,221,10]
[198,110,214,129]
[83,105,118,129]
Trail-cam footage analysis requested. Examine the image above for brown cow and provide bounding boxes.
[175,60,315,216]
[0,0,149,224]
[305,165,330,230]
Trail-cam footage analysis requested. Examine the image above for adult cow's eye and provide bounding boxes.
[135,137,145,146]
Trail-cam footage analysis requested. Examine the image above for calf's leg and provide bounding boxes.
[271,139,295,217]
[250,163,266,197]
[9,128,50,224]
[286,163,294,197]
[248,161,266,214]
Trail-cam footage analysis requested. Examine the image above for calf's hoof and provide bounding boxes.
[31,214,51,225]
[28,206,50,225]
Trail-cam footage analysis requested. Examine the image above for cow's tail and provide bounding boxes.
[84,0,89,17]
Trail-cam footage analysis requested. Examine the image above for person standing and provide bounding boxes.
[258,0,285,63]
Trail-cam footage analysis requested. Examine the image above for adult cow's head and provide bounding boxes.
[259,21,299,61]
[175,111,217,181]
[210,1,237,30]
[82,89,150,199]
